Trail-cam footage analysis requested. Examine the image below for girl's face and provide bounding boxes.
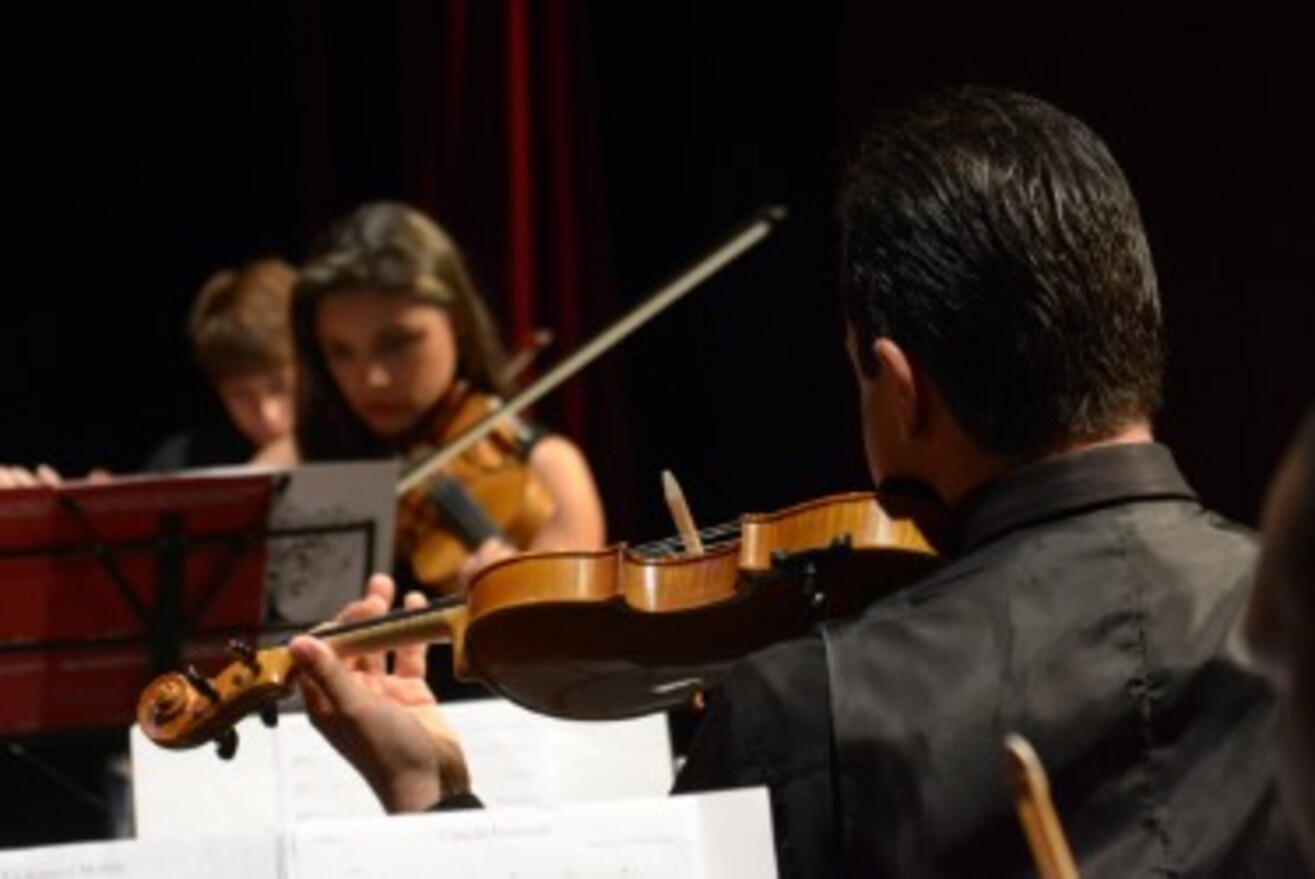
[315,288,459,439]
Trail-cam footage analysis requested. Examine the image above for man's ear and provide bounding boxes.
[873,338,923,440]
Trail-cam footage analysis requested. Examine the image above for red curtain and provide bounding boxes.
[288,0,610,448]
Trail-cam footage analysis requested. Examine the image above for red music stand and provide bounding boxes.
[0,473,275,736]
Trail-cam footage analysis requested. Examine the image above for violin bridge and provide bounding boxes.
[661,470,705,555]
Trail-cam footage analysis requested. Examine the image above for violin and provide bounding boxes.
[394,384,555,593]
[137,490,942,756]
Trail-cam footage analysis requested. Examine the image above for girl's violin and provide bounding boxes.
[393,385,555,593]
[137,490,943,756]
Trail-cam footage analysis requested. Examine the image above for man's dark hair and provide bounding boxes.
[840,85,1164,455]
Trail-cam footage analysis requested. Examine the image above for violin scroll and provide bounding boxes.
[137,638,293,758]
[137,603,466,758]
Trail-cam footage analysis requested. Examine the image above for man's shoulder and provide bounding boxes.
[824,494,1263,673]
[957,494,1260,587]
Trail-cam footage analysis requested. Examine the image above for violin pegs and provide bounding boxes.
[259,703,279,729]
[227,638,260,672]
[184,664,221,704]
[215,727,239,760]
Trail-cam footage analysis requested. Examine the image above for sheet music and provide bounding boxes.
[446,698,674,806]
[258,459,398,626]
[3,790,774,879]
[131,714,284,836]
[0,834,281,879]
[144,459,397,626]
[273,715,384,824]
[286,788,776,879]
[132,699,673,838]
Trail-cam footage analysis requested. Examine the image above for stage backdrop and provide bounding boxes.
[1,1,1309,543]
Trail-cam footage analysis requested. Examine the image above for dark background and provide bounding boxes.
[2,1,1311,542]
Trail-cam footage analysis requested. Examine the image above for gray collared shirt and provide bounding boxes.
[676,444,1305,877]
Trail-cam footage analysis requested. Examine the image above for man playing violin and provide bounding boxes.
[288,86,1301,876]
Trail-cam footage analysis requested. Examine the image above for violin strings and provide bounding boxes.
[639,531,720,554]
[634,521,743,557]
[430,477,501,545]
[432,480,478,541]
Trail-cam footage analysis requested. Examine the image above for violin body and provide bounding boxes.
[457,492,939,718]
[395,389,555,592]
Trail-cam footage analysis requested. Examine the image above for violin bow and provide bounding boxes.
[503,328,555,383]
[397,205,789,496]
[1004,733,1079,879]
